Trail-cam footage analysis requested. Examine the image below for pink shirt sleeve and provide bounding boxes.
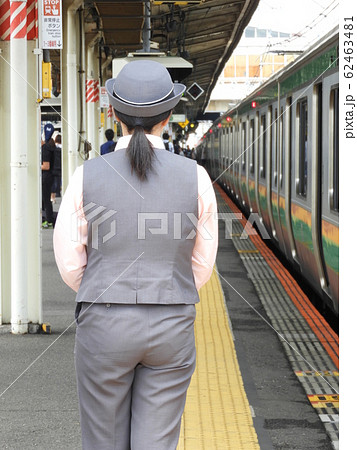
[192,165,218,290]
[53,163,218,293]
[53,166,87,292]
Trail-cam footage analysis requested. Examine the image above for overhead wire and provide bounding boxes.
[244,0,338,88]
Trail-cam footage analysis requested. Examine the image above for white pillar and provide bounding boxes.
[61,0,83,192]
[80,8,87,155]
[66,3,80,176]
[0,41,12,325]
[10,0,28,334]
[86,42,100,159]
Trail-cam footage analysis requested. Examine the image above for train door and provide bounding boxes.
[240,119,249,210]
[236,119,244,203]
[228,123,234,194]
[321,71,339,311]
[221,127,227,187]
[275,101,287,254]
[248,115,258,212]
[258,108,272,233]
[232,114,240,200]
[270,105,281,243]
[281,96,299,264]
[309,82,332,301]
[224,126,228,189]
[254,111,262,217]
[265,105,275,237]
[291,87,322,292]
[213,127,220,180]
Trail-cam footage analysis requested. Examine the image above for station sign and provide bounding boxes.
[187,82,204,101]
[170,114,186,123]
[178,119,190,129]
[100,87,110,108]
[40,0,62,49]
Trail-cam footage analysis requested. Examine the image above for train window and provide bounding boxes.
[297,98,308,197]
[260,115,266,179]
[230,124,234,166]
[331,88,339,212]
[242,122,246,170]
[250,118,255,173]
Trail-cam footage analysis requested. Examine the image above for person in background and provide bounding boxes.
[51,134,62,203]
[41,123,55,228]
[186,145,192,159]
[173,139,180,155]
[100,128,116,155]
[163,132,174,152]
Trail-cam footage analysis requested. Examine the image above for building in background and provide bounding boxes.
[207,26,301,113]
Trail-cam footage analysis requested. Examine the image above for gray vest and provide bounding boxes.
[76,148,200,305]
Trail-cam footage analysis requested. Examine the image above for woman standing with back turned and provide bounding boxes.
[53,60,218,450]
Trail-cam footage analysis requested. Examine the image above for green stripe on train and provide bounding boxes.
[322,237,339,274]
[292,217,339,274]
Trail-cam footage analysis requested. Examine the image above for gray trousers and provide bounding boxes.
[74,302,196,450]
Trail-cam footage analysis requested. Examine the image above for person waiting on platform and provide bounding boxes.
[54,60,218,450]
[100,128,116,155]
[41,123,55,228]
[51,133,62,204]
[162,131,174,152]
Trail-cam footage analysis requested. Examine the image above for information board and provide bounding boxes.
[41,0,62,49]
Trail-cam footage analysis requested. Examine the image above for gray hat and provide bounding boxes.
[106,60,186,117]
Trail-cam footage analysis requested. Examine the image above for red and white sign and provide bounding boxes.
[41,0,62,49]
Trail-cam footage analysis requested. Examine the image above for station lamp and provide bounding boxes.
[251,101,257,108]
[113,54,193,83]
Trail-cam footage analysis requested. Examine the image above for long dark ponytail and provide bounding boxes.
[114,109,172,180]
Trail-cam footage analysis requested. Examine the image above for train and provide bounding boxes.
[196,26,339,314]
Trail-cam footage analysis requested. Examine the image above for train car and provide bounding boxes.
[197,26,339,313]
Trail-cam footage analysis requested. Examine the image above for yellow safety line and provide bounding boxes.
[178,270,260,449]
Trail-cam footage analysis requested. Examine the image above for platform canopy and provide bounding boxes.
[83,0,260,122]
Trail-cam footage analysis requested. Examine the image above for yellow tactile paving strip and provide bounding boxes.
[178,270,260,449]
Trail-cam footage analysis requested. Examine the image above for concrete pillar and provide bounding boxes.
[79,8,87,156]
[10,0,29,333]
[86,42,100,159]
[62,0,83,191]
[0,41,11,325]
[66,3,80,175]
[0,1,41,330]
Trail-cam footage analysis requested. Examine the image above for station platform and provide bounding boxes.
[0,186,338,449]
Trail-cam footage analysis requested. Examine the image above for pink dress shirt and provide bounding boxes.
[53,135,218,293]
